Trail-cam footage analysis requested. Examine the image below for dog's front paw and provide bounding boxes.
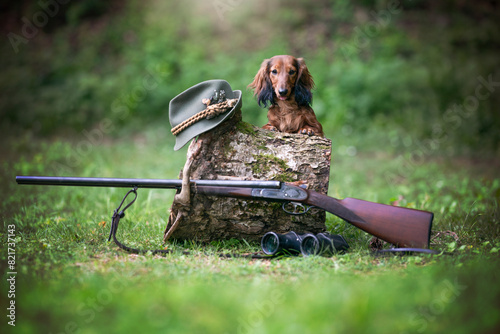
[298,127,315,136]
[263,124,278,132]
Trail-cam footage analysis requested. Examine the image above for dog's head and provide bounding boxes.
[248,55,315,107]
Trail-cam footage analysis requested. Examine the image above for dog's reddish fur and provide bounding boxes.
[248,55,323,137]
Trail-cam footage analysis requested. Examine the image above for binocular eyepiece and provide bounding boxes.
[261,231,349,256]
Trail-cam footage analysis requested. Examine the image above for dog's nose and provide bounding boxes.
[278,88,288,96]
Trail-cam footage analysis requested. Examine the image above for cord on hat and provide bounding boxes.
[171,98,238,136]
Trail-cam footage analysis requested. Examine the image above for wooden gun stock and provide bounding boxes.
[305,192,433,248]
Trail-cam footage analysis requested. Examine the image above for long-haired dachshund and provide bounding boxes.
[248,55,324,137]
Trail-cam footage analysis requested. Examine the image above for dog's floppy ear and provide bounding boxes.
[295,57,315,106]
[248,59,274,107]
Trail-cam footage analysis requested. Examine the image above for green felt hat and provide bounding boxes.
[169,80,242,151]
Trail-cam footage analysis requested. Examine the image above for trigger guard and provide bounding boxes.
[282,202,312,215]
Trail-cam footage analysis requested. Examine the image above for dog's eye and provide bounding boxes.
[271,69,278,75]
[289,70,296,75]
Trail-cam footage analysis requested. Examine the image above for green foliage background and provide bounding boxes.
[1,0,499,154]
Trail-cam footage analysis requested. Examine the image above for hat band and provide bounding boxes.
[171,98,238,136]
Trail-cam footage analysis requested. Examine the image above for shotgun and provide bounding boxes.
[16,176,433,248]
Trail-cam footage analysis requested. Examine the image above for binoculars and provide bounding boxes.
[261,231,349,256]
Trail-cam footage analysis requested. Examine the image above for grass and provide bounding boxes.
[1,124,499,334]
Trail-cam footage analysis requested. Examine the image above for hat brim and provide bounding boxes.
[169,80,242,151]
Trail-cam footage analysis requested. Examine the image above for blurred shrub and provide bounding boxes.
[1,0,498,153]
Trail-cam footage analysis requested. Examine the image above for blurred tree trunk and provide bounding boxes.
[164,109,332,242]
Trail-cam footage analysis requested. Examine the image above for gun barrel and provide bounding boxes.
[15,176,282,189]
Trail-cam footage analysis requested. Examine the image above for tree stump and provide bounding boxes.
[164,108,332,242]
